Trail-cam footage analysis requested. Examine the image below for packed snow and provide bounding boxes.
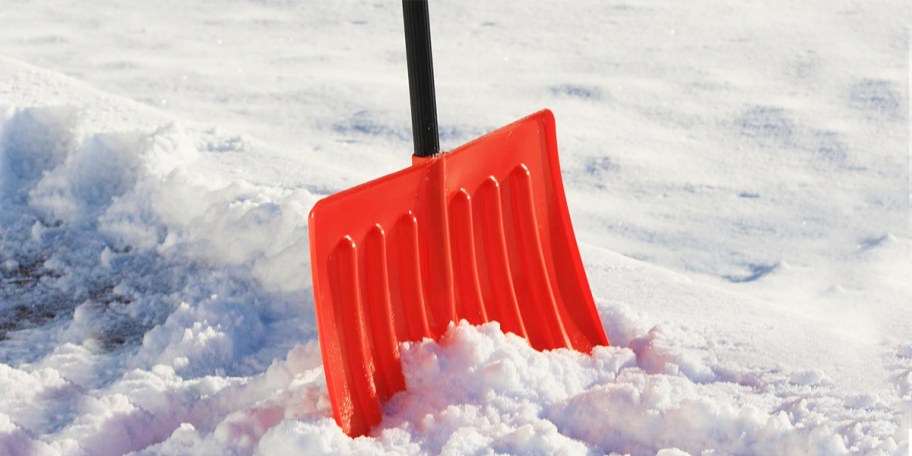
[0,0,909,455]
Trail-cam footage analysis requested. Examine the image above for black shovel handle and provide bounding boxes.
[403,0,440,157]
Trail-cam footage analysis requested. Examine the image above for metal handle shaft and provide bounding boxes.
[403,0,439,157]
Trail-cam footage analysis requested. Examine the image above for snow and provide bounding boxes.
[0,0,910,455]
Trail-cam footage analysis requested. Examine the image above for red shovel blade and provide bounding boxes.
[308,109,609,436]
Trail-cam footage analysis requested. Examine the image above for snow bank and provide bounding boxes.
[0,85,322,454]
[256,321,905,455]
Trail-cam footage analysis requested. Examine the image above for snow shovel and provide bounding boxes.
[308,0,609,437]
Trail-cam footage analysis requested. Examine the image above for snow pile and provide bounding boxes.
[0,92,322,455]
[0,101,312,361]
[256,321,905,455]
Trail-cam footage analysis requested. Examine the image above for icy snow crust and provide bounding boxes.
[0,0,910,454]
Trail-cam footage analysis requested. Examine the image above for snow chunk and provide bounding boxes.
[29,132,145,223]
[0,414,57,456]
[0,107,76,193]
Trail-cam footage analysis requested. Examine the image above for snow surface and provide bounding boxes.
[0,0,909,454]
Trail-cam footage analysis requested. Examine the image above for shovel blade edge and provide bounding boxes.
[308,109,609,436]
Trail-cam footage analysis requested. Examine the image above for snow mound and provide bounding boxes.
[258,322,906,455]
[0,66,322,454]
